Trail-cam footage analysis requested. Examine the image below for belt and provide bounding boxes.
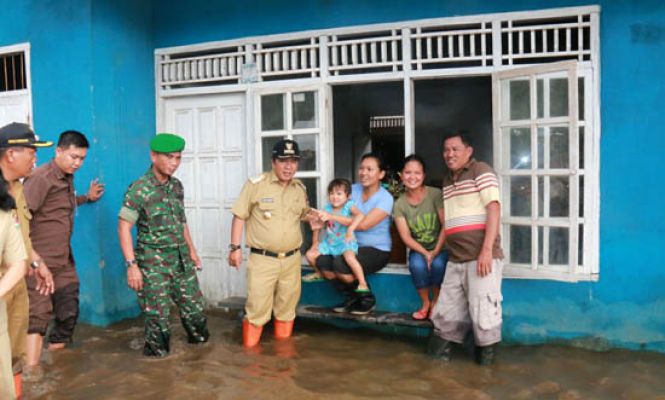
[250,247,300,259]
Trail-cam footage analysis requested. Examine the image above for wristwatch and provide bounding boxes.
[30,259,43,270]
[125,259,137,268]
[228,244,242,252]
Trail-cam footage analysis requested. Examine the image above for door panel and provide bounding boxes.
[163,93,246,304]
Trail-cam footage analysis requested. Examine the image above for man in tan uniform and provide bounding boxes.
[0,177,29,400]
[228,139,310,348]
[0,122,55,396]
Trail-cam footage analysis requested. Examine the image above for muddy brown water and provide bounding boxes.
[23,309,665,400]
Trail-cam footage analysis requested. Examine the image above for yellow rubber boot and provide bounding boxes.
[242,319,263,348]
[274,319,294,339]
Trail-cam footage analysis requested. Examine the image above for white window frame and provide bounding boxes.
[493,60,599,282]
[0,42,33,125]
[156,6,602,281]
[253,84,330,208]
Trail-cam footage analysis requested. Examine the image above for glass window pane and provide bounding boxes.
[549,227,569,265]
[538,226,543,265]
[509,127,531,169]
[579,126,585,169]
[550,126,569,169]
[537,127,544,169]
[509,80,530,120]
[537,79,544,118]
[538,177,544,217]
[550,176,569,217]
[293,134,317,171]
[261,136,285,171]
[299,177,318,209]
[261,94,285,131]
[578,77,585,121]
[292,91,318,129]
[510,176,531,217]
[578,224,583,266]
[579,175,584,218]
[510,225,531,264]
[550,78,569,117]
[299,177,318,253]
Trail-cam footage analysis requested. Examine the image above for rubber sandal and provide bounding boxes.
[302,272,324,283]
[412,308,429,320]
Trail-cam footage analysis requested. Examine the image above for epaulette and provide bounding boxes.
[249,174,266,184]
[293,178,307,191]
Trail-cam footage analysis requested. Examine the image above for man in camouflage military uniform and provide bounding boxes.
[228,139,310,348]
[118,133,209,357]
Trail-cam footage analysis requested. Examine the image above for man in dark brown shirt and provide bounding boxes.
[23,130,104,368]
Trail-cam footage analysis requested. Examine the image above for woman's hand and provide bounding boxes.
[344,231,355,243]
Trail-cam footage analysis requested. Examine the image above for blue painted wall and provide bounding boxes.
[1,0,663,352]
[0,0,153,325]
[153,0,665,352]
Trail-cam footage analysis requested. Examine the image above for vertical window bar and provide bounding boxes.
[530,75,538,270]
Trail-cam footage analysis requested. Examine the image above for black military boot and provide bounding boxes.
[476,344,496,366]
[426,334,453,361]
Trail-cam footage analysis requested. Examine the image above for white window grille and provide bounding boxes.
[0,51,27,93]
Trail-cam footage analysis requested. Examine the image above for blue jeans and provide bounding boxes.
[408,250,448,289]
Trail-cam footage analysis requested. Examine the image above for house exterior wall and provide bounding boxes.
[153,0,665,352]
[0,0,154,325]
[0,0,663,352]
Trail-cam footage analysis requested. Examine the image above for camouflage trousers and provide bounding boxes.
[136,246,209,357]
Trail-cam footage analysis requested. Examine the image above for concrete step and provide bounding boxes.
[217,296,432,329]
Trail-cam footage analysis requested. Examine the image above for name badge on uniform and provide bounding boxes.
[260,197,274,203]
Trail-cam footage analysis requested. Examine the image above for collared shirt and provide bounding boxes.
[0,181,33,273]
[231,171,309,253]
[119,167,187,248]
[443,159,504,262]
[0,210,26,278]
[24,160,86,266]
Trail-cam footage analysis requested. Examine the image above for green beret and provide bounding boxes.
[150,133,185,153]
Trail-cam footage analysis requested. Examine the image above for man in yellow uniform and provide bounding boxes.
[227,139,310,347]
[0,122,55,397]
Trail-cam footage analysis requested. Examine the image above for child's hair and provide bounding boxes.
[327,178,352,196]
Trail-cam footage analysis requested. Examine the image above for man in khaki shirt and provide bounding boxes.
[0,122,55,396]
[228,139,311,348]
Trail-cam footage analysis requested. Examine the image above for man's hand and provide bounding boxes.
[476,247,493,277]
[190,250,202,270]
[86,179,105,202]
[31,261,55,295]
[127,264,143,291]
[228,249,242,269]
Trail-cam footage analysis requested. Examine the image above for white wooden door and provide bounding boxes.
[163,93,247,304]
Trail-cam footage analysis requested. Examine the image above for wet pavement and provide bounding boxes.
[24,309,665,400]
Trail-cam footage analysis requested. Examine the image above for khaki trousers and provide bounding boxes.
[431,259,503,346]
[245,252,301,326]
[1,301,16,399]
[4,279,27,374]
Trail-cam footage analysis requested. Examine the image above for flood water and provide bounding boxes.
[23,309,665,400]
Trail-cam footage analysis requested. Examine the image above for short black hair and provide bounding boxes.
[327,178,352,195]
[360,152,387,172]
[443,130,473,148]
[57,130,89,149]
[402,154,427,174]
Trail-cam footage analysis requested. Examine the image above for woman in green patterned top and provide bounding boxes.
[393,154,448,320]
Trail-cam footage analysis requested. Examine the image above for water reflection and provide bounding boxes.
[24,310,665,399]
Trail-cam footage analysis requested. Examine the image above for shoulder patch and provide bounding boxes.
[250,174,266,184]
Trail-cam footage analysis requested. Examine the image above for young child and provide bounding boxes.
[305,178,369,293]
